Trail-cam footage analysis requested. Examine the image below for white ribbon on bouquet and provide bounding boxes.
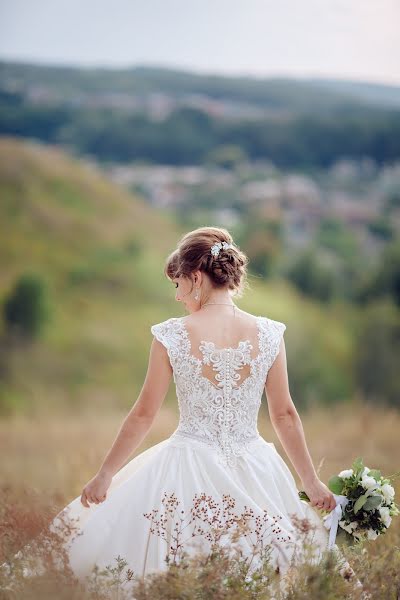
[322,493,349,549]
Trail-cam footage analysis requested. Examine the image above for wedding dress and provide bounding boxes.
[3,314,364,595]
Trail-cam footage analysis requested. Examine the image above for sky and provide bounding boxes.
[0,0,399,86]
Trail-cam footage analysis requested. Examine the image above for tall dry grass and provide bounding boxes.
[0,403,399,598]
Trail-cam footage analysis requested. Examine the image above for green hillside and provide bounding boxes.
[0,136,361,416]
[0,136,184,414]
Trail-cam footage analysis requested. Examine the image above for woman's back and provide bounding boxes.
[180,307,271,389]
[181,306,260,349]
[150,310,286,468]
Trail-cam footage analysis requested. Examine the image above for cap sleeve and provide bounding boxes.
[150,317,179,353]
[268,318,286,369]
[150,321,170,351]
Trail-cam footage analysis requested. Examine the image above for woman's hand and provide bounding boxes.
[301,476,337,512]
[80,470,112,507]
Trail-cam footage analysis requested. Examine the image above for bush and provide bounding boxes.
[3,272,50,339]
[353,299,400,408]
[356,239,400,307]
[286,249,336,302]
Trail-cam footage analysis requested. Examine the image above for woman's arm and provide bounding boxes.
[98,337,173,477]
[265,337,336,511]
[81,337,172,506]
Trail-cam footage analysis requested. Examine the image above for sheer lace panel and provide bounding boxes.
[179,317,261,391]
[150,314,286,467]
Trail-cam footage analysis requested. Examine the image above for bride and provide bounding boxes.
[5,226,368,596]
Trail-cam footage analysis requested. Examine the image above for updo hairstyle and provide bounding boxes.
[164,226,249,298]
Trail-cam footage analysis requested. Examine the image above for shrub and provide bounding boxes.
[3,272,50,339]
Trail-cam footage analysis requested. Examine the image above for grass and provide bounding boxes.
[0,135,383,417]
[0,403,399,598]
[1,136,399,596]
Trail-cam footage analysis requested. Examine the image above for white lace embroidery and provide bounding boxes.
[199,340,253,388]
[150,315,286,468]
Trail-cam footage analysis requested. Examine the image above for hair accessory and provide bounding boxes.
[210,241,234,257]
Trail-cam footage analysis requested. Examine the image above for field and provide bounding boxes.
[0,139,399,597]
[1,403,399,599]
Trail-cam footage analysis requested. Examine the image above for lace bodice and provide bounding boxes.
[150,315,286,467]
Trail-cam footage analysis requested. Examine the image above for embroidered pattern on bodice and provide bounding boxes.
[198,339,253,389]
[150,315,286,468]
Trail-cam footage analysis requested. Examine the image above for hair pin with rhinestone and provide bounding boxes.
[210,241,234,257]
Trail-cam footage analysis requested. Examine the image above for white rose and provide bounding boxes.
[339,519,358,534]
[367,528,379,540]
[381,483,395,502]
[338,469,353,479]
[378,506,392,528]
[362,466,370,475]
[361,475,378,490]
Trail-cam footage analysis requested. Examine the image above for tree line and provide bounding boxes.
[1,90,400,167]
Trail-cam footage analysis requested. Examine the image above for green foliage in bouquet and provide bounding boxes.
[298,457,400,544]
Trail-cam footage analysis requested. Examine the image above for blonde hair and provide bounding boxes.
[164,226,249,298]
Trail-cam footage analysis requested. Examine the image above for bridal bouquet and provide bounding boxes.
[299,457,400,548]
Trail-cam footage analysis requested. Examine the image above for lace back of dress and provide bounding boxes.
[150,314,286,468]
[182,318,261,390]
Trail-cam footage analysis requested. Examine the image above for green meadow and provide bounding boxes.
[0,136,399,598]
[1,137,389,416]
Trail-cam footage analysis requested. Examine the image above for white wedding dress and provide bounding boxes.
[4,314,363,595]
